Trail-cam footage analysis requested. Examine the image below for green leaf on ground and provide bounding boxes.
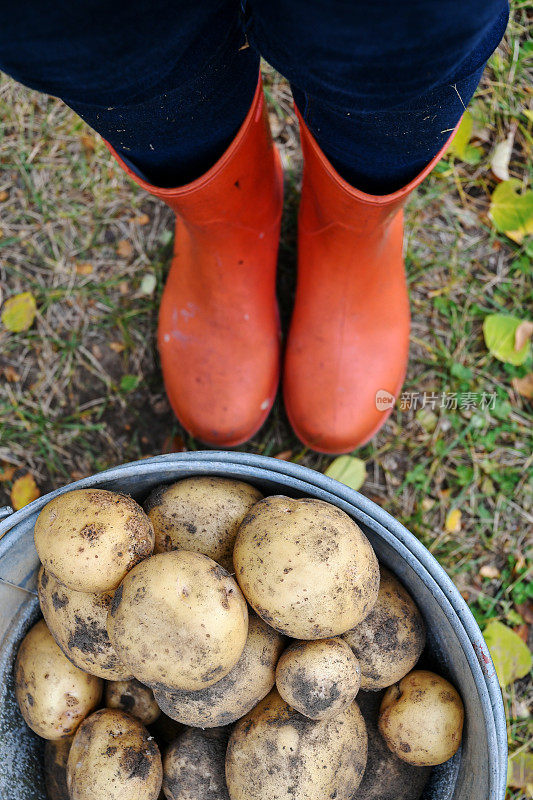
[489,179,533,243]
[1,291,37,332]
[483,314,531,366]
[120,375,141,393]
[325,456,366,491]
[450,363,473,381]
[416,407,438,433]
[483,620,532,687]
[462,144,483,165]
[447,111,473,160]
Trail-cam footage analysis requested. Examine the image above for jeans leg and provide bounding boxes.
[247,0,509,193]
[0,1,259,186]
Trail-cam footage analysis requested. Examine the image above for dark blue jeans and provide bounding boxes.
[0,0,508,193]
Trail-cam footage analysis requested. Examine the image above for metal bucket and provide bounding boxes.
[0,452,506,800]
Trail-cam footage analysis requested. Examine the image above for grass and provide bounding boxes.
[1,2,532,795]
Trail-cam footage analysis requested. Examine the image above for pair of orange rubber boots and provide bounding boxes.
[109,78,453,454]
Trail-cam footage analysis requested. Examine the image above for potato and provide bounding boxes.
[225,689,367,800]
[34,489,154,593]
[163,727,230,800]
[44,738,72,800]
[15,619,102,740]
[107,551,248,691]
[353,690,430,800]
[343,566,425,690]
[105,678,161,725]
[38,567,133,680]
[233,496,379,638]
[378,670,464,766]
[67,709,162,800]
[275,637,361,720]
[145,477,262,571]
[154,612,284,727]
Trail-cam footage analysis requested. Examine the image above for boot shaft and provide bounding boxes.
[105,77,282,231]
[297,107,458,238]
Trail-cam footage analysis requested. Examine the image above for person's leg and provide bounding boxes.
[246,0,509,193]
[246,0,508,453]
[0,0,259,186]
[1,1,283,446]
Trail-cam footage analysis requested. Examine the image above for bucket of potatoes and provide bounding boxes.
[0,455,504,800]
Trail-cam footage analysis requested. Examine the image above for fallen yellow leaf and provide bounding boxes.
[0,190,8,202]
[479,565,500,579]
[109,341,125,353]
[484,620,532,687]
[131,213,150,225]
[117,239,133,258]
[325,456,366,491]
[4,366,21,382]
[1,291,37,332]
[0,463,16,482]
[514,320,533,352]
[507,752,533,795]
[76,262,93,275]
[445,508,462,533]
[80,133,96,152]
[10,473,40,510]
[512,373,533,399]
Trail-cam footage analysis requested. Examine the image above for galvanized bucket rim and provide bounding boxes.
[0,451,507,798]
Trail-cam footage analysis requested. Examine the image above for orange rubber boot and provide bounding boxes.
[283,111,457,454]
[105,77,283,446]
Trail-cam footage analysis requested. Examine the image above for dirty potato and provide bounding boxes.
[66,709,162,800]
[34,489,154,593]
[343,566,426,690]
[233,496,379,638]
[225,689,367,800]
[353,691,431,800]
[15,620,102,740]
[38,567,133,680]
[105,678,160,725]
[145,477,263,571]
[107,551,248,691]
[378,670,464,766]
[44,738,73,800]
[275,637,361,720]
[163,727,230,800]
[154,612,284,727]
